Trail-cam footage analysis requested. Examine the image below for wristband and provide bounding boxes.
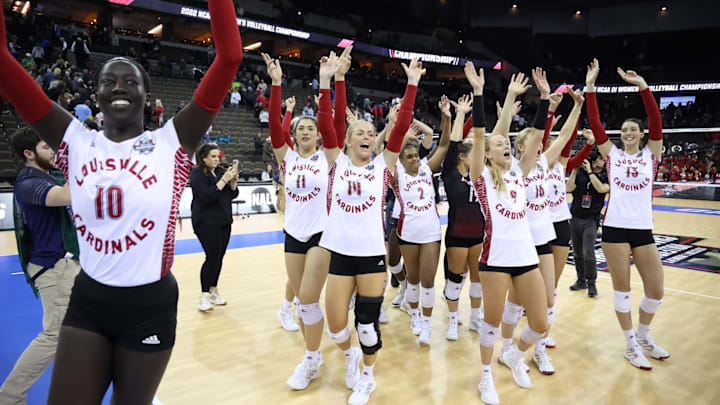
[472,95,486,128]
[532,99,550,130]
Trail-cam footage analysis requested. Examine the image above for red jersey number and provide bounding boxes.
[95,186,124,219]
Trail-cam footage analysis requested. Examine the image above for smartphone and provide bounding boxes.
[232,159,239,170]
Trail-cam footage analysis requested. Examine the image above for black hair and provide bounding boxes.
[10,126,41,162]
[99,56,151,94]
[400,140,419,159]
[196,143,224,175]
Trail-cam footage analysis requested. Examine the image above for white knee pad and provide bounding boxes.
[299,303,323,326]
[420,286,435,308]
[389,262,403,275]
[470,282,483,298]
[479,320,499,348]
[502,301,524,325]
[328,327,350,344]
[406,282,420,304]
[357,322,378,347]
[639,296,662,314]
[520,326,544,346]
[547,306,555,326]
[613,290,632,314]
[444,280,462,301]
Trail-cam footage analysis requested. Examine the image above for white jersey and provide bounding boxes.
[55,118,194,287]
[521,155,556,245]
[320,153,391,256]
[391,195,400,219]
[547,161,571,222]
[393,158,441,244]
[280,149,329,242]
[603,145,659,230]
[474,166,538,267]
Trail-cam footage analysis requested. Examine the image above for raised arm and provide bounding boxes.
[317,52,341,165]
[617,67,663,158]
[282,96,295,149]
[545,89,584,168]
[492,73,531,140]
[383,58,424,173]
[0,6,72,150]
[375,104,397,153]
[518,68,550,177]
[566,129,595,173]
[262,53,289,164]
[585,58,612,157]
[542,91,564,150]
[464,61,488,182]
[427,96,452,172]
[174,0,244,157]
[334,46,352,149]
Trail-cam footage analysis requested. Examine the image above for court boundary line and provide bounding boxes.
[596,274,720,300]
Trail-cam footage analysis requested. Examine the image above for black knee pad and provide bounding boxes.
[354,295,383,355]
[447,271,464,284]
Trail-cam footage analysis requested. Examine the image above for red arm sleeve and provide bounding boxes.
[193,0,243,112]
[282,110,293,150]
[387,85,418,153]
[561,117,581,158]
[317,89,338,149]
[334,80,347,148]
[0,6,52,123]
[462,115,472,139]
[541,111,555,151]
[268,85,285,148]
[640,88,663,141]
[566,142,594,174]
[586,92,609,145]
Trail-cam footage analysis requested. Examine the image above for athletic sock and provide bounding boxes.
[482,364,492,378]
[282,299,292,312]
[471,307,481,319]
[344,348,354,360]
[361,363,375,379]
[502,337,513,351]
[534,338,547,354]
[448,311,458,321]
[637,323,650,341]
[623,329,637,348]
[306,350,320,361]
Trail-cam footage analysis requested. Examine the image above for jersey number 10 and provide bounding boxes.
[95,186,123,219]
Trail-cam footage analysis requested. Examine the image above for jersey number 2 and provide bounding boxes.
[95,186,123,219]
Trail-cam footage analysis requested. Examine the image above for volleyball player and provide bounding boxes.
[393,95,453,345]
[465,63,550,405]
[585,58,669,370]
[320,53,422,405]
[0,1,243,403]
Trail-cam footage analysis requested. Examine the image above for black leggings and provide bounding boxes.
[570,216,600,282]
[195,223,232,292]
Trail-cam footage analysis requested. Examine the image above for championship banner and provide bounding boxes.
[567,234,720,274]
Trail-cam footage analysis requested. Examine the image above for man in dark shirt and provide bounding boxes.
[567,151,609,297]
[0,128,81,404]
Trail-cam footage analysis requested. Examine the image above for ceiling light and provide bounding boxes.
[243,41,262,51]
[575,10,581,15]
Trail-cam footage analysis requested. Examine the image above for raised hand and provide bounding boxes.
[496,100,522,118]
[464,61,484,95]
[582,128,595,145]
[507,72,532,96]
[262,53,282,85]
[285,96,296,111]
[401,57,426,86]
[319,51,340,81]
[549,91,564,111]
[567,88,585,105]
[532,67,551,99]
[551,114,562,130]
[439,95,451,119]
[454,94,473,115]
[388,104,400,123]
[346,106,358,125]
[617,67,648,90]
[586,58,600,90]
[336,45,353,78]
[313,94,319,107]
[581,159,592,173]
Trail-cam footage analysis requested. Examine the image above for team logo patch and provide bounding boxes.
[509,170,516,177]
[419,170,426,177]
[132,136,156,155]
[311,154,319,161]
[366,164,375,171]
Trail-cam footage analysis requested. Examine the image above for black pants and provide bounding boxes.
[570,216,599,282]
[194,223,232,292]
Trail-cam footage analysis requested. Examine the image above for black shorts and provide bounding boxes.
[479,262,538,278]
[550,220,571,247]
[329,251,386,276]
[445,233,484,249]
[385,217,398,242]
[284,231,322,254]
[63,270,178,352]
[601,226,655,248]
[535,242,553,256]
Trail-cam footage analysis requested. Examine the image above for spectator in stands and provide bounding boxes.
[303,103,314,117]
[256,90,269,109]
[218,129,231,144]
[176,100,186,114]
[95,111,103,129]
[311,77,318,91]
[154,99,164,126]
[73,100,91,122]
[178,58,186,78]
[31,44,44,63]
[70,36,89,68]
[254,131,264,155]
[21,53,35,70]
[258,107,269,128]
[257,79,267,93]
[261,163,273,181]
[230,88,241,108]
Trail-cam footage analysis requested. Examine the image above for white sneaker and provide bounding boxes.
[286,355,321,390]
[545,334,556,349]
[344,347,362,389]
[624,344,653,370]
[392,288,405,307]
[411,312,421,336]
[417,327,431,346]
[477,376,500,405]
[208,290,227,305]
[469,314,483,333]
[498,347,531,373]
[198,293,213,312]
[277,307,300,331]
[348,375,376,405]
[501,349,532,389]
[379,306,388,324]
[637,335,670,360]
[532,350,555,375]
[446,318,459,341]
